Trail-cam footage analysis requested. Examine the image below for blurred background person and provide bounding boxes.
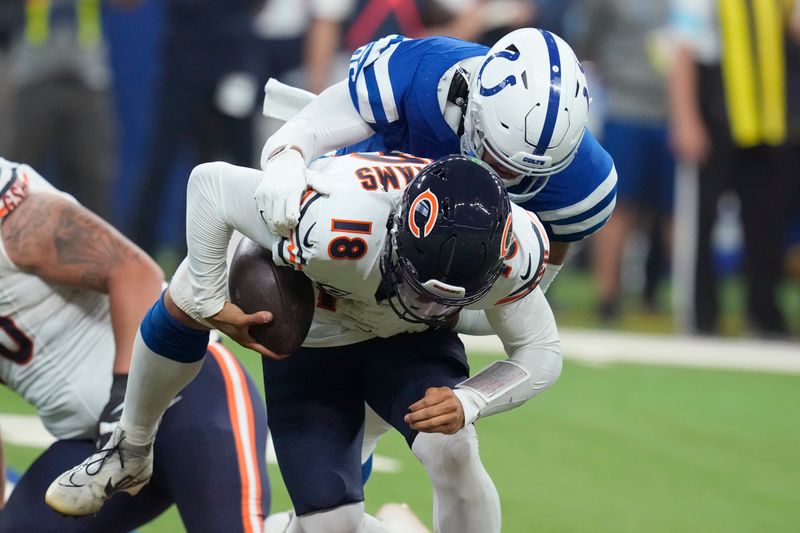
[343,0,533,52]
[252,0,356,95]
[570,0,675,322]
[251,0,355,157]
[5,0,129,220]
[128,0,262,260]
[669,0,799,337]
[0,2,23,154]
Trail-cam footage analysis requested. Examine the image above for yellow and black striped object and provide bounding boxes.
[24,0,101,48]
[718,0,796,146]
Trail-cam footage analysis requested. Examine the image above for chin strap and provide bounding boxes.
[447,68,470,136]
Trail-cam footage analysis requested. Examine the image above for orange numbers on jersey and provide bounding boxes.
[328,236,368,260]
[327,219,372,260]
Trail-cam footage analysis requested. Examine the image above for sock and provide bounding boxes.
[412,426,501,533]
[120,332,203,445]
[120,297,209,446]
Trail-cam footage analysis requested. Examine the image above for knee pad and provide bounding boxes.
[140,293,209,363]
[297,501,366,533]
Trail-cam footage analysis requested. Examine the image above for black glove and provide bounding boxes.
[96,373,128,449]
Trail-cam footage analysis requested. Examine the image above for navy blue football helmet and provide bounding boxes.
[380,154,513,326]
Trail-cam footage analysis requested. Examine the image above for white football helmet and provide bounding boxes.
[461,28,590,202]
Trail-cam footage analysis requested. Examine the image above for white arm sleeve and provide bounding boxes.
[260,79,375,168]
[453,288,561,424]
[186,162,281,319]
[538,262,562,293]
[262,78,316,122]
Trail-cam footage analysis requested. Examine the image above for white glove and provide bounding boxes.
[255,147,308,237]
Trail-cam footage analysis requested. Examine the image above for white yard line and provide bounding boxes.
[5,329,796,486]
[0,414,402,474]
[0,413,56,448]
[463,329,800,375]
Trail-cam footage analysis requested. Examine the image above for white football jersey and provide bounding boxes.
[268,153,550,347]
[0,158,113,439]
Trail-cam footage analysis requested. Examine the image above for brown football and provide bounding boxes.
[228,237,315,355]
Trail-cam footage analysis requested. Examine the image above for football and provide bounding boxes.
[228,237,315,355]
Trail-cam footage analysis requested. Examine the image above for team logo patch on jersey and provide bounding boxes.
[408,189,439,239]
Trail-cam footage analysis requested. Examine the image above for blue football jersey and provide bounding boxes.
[340,34,617,242]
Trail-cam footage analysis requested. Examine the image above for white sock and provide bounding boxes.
[412,427,501,533]
[120,331,204,446]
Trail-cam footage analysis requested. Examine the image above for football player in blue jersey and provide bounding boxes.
[255,28,617,292]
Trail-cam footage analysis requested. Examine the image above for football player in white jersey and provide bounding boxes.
[0,158,270,532]
[48,153,561,533]
[255,28,618,292]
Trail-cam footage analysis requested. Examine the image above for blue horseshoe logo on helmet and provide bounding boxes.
[478,48,521,97]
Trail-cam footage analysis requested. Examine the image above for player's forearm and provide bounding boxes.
[305,19,341,94]
[186,165,241,318]
[107,260,163,373]
[260,80,374,167]
[455,290,562,424]
[669,44,702,131]
[186,163,279,318]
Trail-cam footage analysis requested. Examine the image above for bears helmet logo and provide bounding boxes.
[408,189,439,239]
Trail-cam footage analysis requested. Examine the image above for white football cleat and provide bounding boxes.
[45,427,153,516]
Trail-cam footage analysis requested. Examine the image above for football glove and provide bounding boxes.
[96,373,128,449]
[255,147,308,238]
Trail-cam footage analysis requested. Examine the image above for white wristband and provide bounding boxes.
[452,387,485,427]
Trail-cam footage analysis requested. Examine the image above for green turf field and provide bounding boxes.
[3,344,799,532]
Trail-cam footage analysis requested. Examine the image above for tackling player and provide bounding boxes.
[48,153,561,533]
[0,158,269,532]
[256,28,617,292]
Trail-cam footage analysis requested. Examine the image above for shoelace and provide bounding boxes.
[83,444,126,476]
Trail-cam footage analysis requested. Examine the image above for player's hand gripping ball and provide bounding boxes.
[228,237,315,355]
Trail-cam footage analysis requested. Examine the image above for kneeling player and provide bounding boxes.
[48,153,561,532]
[0,158,269,532]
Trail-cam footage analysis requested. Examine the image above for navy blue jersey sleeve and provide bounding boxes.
[520,130,617,242]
